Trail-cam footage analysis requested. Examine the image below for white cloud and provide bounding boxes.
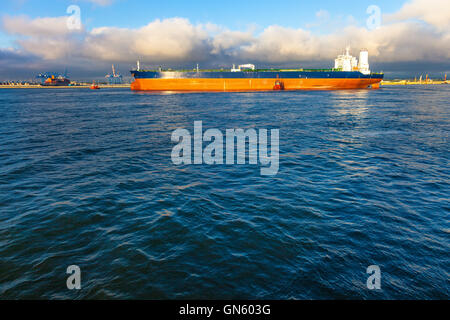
[79,0,114,6]
[385,0,450,32]
[2,15,82,37]
[82,18,211,62]
[240,26,320,61]
[315,9,330,20]
[211,30,254,55]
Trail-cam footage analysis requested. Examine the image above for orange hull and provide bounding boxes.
[131,78,382,91]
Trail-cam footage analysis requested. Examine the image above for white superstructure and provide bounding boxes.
[358,49,370,75]
[334,47,370,74]
[334,47,357,71]
[231,64,256,72]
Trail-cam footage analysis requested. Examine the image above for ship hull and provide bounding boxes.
[131,77,382,91]
[130,70,383,91]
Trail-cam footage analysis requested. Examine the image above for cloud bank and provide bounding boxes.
[1,0,449,78]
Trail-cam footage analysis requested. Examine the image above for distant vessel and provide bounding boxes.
[37,72,70,86]
[90,81,100,90]
[130,48,383,91]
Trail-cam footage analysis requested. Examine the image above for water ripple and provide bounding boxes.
[0,86,449,299]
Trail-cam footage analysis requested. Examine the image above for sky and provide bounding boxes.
[0,0,449,79]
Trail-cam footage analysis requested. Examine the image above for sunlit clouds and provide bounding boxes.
[1,0,449,76]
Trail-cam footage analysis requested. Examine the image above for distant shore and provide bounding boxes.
[0,84,130,89]
[382,80,448,86]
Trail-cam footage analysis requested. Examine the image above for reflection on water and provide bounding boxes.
[330,90,370,116]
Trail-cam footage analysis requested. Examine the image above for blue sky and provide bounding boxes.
[0,0,405,47]
[0,0,449,79]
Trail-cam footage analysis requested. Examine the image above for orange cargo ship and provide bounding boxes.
[131,48,383,92]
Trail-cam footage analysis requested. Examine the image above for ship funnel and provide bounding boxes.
[346,46,350,56]
[358,49,370,75]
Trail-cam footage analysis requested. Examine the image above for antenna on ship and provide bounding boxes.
[137,60,140,71]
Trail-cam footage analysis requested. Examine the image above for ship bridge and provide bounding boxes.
[231,64,256,72]
[334,47,371,75]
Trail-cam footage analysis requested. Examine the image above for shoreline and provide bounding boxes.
[382,80,448,86]
[0,84,131,89]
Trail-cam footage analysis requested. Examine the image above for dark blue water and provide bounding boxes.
[0,86,448,299]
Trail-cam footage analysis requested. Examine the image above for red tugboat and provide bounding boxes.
[273,76,285,90]
[90,81,100,90]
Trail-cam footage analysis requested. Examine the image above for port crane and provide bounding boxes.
[105,64,123,84]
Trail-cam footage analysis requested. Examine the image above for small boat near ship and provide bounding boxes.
[130,48,384,92]
[90,81,100,90]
